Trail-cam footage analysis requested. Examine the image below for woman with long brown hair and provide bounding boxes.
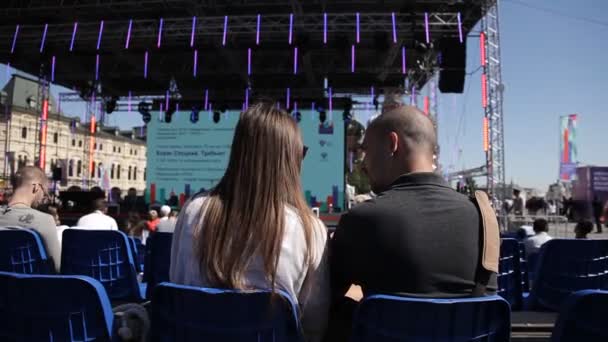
[170,102,329,341]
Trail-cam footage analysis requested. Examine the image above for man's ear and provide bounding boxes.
[388,131,399,154]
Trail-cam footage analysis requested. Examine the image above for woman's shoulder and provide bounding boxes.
[182,193,209,215]
[284,206,327,242]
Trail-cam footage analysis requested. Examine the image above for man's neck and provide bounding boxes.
[9,190,32,207]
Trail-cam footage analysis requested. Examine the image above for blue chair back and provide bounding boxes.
[61,229,145,301]
[529,239,608,311]
[352,295,511,342]
[150,283,303,342]
[498,238,523,310]
[0,271,113,341]
[0,228,52,274]
[551,290,608,342]
[518,241,530,292]
[143,232,173,299]
[128,236,145,273]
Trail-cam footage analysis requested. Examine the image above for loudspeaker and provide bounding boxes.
[52,167,62,181]
[438,37,466,93]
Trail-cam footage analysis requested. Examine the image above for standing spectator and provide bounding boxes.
[512,189,524,216]
[524,219,552,256]
[592,196,604,233]
[76,198,118,230]
[574,221,593,239]
[42,204,69,244]
[146,210,160,232]
[0,166,61,272]
[126,211,146,238]
[157,206,177,233]
[170,102,329,342]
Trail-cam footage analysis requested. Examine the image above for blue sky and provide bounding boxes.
[1,0,607,191]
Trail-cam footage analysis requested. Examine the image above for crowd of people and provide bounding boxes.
[0,167,178,272]
[0,100,603,341]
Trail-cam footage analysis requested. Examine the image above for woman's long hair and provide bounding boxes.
[195,102,315,289]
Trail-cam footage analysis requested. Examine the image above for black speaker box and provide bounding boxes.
[438,37,466,93]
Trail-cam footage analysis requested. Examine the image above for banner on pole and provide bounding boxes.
[559,114,578,181]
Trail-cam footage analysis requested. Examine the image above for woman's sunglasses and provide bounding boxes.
[303,146,309,159]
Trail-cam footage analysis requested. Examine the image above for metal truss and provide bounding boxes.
[0,12,464,47]
[447,165,488,181]
[481,0,506,215]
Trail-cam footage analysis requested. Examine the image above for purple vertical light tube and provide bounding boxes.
[204,89,209,111]
[11,24,19,54]
[95,54,100,80]
[125,19,132,49]
[457,12,463,43]
[424,12,430,44]
[97,20,104,50]
[222,16,228,46]
[51,56,56,82]
[247,48,252,75]
[293,47,298,74]
[402,46,406,74]
[323,13,328,44]
[256,14,261,45]
[193,49,198,77]
[288,13,294,44]
[392,12,397,43]
[70,22,78,51]
[190,16,196,47]
[144,51,149,78]
[157,18,163,48]
[40,23,48,53]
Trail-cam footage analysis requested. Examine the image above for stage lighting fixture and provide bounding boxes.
[342,98,353,123]
[373,95,379,111]
[138,101,151,124]
[104,96,118,114]
[165,102,176,123]
[190,106,200,123]
[319,111,327,124]
[213,111,221,123]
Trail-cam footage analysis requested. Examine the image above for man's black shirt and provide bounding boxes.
[331,172,497,298]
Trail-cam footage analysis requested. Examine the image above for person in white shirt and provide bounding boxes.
[524,218,552,256]
[156,205,176,233]
[76,198,119,230]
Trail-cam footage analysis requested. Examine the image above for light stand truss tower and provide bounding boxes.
[481,0,506,210]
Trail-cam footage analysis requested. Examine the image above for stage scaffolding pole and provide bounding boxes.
[482,0,507,228]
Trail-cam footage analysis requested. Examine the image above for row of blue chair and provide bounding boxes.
[0,227,173,302]
[2,270,607,341]
[4,227,608,312]
[497,238,608,311]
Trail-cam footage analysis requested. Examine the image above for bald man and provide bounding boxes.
[0,166,61,272]
[330,105,496,300]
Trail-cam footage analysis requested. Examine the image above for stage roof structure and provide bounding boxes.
[0,0,485,105]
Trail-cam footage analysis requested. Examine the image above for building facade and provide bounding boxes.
[0,74,146,192]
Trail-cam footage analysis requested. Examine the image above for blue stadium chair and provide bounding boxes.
[61,229,146,302]
[518,241,530,292]
[0,228,53,274]
[352,295,511,342]
[551,290,608,342]
[129,236,145,273]
[498,238,523,310]
[150,283,303,342]
[0,271,113,341]
[143,232,173,299]
[526,239,608,311]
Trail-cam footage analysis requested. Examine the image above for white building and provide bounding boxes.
[0,74,146,192]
